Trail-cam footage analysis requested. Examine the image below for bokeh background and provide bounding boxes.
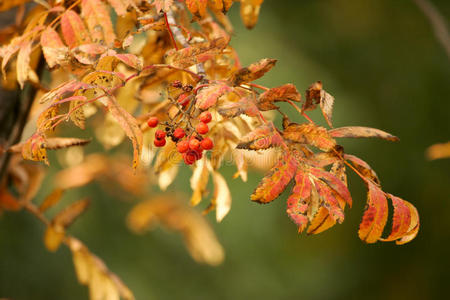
[1,0,450,299]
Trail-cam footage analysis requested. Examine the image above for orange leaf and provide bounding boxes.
[310,167,352,207]
[0,189,21,211]
[196,84,232,109]
[40,27,69,68]
[286,170,312,233]
[329,126,399,141]
[230,58,276,86]
[283,123,336,151]
[258,83,301,104]
[166,37,228,69]
[251,153,298,203]
[382,194,419,245]
[303,81,334,127]
[344,154,380,184]
[186,0,208,19]
[39,80,92,104]
[237,122,283,150]
[217,97,260,117]
[209,0,233,14]
[39,189,65,212]
[314,180,344,222]
[307,207,336,235]
[426,141,450,160]
[81,0,116,47]
[358,182,388,243]
[61,10,92,48]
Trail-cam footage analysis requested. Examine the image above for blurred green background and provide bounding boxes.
[1,0,450,299]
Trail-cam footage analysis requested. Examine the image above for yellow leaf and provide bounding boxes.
[127,196,225,265]
[21,133,48,165]
[105,97,143,169]
[190,157,210,206]
[68,237,135,300]
[240,0,264,29]
[81,0,117,47]
[44,224,65,252]
[212,170,231,222]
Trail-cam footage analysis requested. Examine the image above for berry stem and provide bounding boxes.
[164,12,179,50]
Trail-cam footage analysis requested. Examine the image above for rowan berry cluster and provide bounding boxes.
[147,108,214,165]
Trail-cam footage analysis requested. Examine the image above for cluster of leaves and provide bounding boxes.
[0,0,419,299]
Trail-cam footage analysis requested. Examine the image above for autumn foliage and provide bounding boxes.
[0,0,419,299]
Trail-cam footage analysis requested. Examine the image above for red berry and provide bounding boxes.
[183,151,198,165]
[154,138,166,147]
[201,137,213,150]
[155,129,166,140]
[189,138,200,150]
[173,128,185,139]
[177,140,189,153]
[147,117,158,128]
[196,122,209,134]
[199,111,212,123]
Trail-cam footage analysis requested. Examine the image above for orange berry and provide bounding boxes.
[189,138,200,150]
[196,122,209,134]
[177,140,189,153]
[199,111,212,123]
[147,117,158,128]
[201,137,213,150]
[173,128,185,139]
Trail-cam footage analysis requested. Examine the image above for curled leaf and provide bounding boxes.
[230,58,276,86]
[382,194,419,245]
[344,154,380,184]
[329,126,399,141]
[358,182,388,243]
